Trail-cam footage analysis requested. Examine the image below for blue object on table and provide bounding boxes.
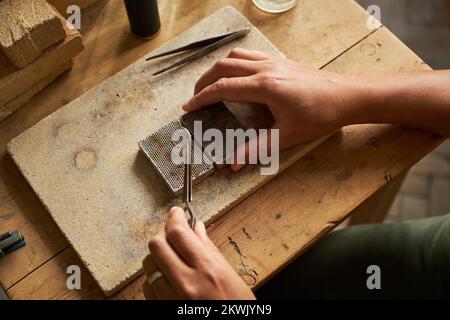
[0,230,26,258]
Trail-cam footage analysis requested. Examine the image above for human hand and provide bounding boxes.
[182,48,365,170]
[142,207,256,300]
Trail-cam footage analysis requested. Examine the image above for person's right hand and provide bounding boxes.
[182,48,365,171]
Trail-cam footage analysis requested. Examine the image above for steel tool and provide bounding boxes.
[147,28,250,76]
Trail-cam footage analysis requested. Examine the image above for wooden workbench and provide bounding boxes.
[0,0,442,299]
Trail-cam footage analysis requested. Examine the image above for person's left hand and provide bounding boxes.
[142,207,256,300]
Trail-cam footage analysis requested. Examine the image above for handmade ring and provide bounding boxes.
[147,271,164,287]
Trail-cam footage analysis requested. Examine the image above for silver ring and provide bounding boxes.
[147,271,164,286]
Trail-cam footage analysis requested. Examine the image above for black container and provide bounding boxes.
[124,0,161,39]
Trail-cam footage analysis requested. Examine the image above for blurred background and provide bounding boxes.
[356,0,450,222]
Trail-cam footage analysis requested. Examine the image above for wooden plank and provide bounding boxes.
[0,0,375,146]
[0,0,378,295]
[6,25,443,299]
[434,139,450,159]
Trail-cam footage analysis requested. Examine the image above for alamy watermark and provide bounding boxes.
[367,5,382,30]
[170,121,280,175]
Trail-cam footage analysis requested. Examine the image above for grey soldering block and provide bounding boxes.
[139,120,214,196]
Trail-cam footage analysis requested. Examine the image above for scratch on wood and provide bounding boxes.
[275,213,282,220]
[384,172,392,183]
[242,228,252,240]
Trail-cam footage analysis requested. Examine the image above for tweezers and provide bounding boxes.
[182,128,196,229]
[147,28,250,76]
[0,229,26,258]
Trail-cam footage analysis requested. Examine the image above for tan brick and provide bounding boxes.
[430,177,450,216]
[0,23,83,107]
[0,61,72,122]
[0,0,66,68]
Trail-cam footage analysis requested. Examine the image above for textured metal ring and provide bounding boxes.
[147,271,164,287]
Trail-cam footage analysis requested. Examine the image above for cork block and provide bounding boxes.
[0,23,83,108]
[0,61,72,122]
[0,0,66,68]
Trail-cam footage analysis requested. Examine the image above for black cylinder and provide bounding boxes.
[124,0,161,39]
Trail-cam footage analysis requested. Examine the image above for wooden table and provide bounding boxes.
[0,0,443,299]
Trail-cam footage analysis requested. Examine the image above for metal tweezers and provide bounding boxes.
[182,128,196,229]
[146,28,250,76]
